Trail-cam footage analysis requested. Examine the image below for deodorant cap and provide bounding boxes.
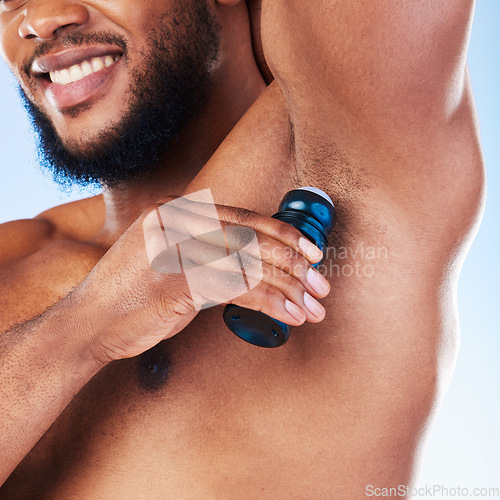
[276,187,336,235]
[297,186,334,207]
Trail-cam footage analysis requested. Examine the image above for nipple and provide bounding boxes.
[137,343,171,391]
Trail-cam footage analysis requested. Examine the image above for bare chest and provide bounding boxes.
[0,221,432,500]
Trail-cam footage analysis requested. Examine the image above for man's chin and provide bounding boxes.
[18,0,221,189]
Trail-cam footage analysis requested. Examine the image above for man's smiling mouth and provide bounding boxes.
[28,46,125,111]
[48,55,121,85]
[30,46,124,85]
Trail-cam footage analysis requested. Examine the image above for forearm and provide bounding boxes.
[0,291,102,485]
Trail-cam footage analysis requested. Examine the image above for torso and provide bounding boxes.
[0,84,485,499]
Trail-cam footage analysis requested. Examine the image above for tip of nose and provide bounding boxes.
[18,4,89,42]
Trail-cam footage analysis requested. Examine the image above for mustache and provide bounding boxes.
[22,31,128,76]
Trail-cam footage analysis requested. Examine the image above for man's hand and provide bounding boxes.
[0,193,330,483]
[80,194,328,365]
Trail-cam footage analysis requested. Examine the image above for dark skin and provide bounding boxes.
[0,0,485,497]
[247,0,273,84]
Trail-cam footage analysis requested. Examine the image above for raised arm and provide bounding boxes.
[260,0,482,191]
[245,1,486,493]
[262,0,474,124]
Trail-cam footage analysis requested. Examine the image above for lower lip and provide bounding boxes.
[42,60,121,111]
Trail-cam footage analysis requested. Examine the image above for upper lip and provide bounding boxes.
[31,45,123,76]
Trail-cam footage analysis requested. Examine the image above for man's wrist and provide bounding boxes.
[46,288,109,380]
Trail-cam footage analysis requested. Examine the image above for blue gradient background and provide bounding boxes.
[0,2,498,496]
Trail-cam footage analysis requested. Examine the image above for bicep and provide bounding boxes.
[261,0,475,130]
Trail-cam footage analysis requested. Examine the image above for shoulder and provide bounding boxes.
[34,194,105,242]
[0,194,105,267]
[0,195,107,330]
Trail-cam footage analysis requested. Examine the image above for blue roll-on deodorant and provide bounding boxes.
[223,187,336,348]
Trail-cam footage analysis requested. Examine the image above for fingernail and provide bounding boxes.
[303,292,325,318]
[285,299,306,322]
[298,237,323,263]
[307,267,330,295]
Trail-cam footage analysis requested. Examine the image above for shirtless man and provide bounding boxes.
[0,0,485,498]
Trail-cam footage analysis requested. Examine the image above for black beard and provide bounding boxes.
[20,2,220,190]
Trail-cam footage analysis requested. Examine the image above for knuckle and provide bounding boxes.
[293,255,310,278]
[261,282,279,305]
[223,270,246,291]
[281,248,307,277]
[234,225,257,248]
[273,219,300,242]
[274,271,300,300]
[277,269,303,296]
[284,272,301,291]
[257,237,273,261]
[234,207,255,225]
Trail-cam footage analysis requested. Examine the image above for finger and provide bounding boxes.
[256,262,326,323]
[152,197,324,265]
[177,231,330,301]
[167,255,326,324]
[191,222,326,296]
[228,280,309,327]
[213,204,324,264]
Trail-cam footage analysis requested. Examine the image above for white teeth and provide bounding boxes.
[104,55,114,68]
[69,64,84,82]
[91,57,104,73]
[81,60,93,77]
[59,69,71,85]
[48,55,120,85]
